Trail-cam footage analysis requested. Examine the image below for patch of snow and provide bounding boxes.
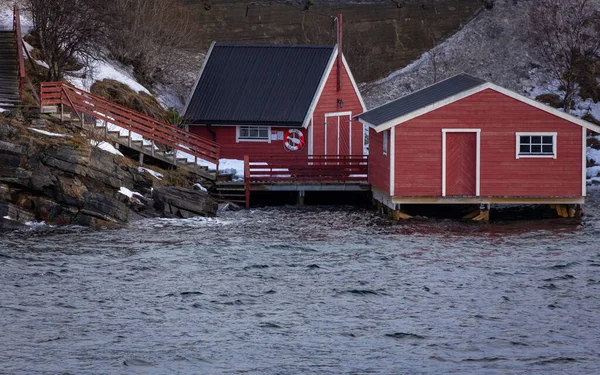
[92,140,124,156]
[67,59,150,94]
[29,128,69,137]
[587,147,600,164]
[118,187,144,201]
[3,215,11,220]
[194,183,207,192]
[138,167,163,180]
[155,83,183,112]
[118,186,135,198]
[587,165,600,178]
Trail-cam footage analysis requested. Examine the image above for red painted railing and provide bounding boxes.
[245,154,369,183]
[40,82,220,165]
[13,6,26,98]
[243,154,368,207]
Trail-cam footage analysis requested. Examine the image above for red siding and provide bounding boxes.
[189,126,307,160]
[368,128,390,194]
[391,89,583,198]
[189,53,365,160]
[312,56,365,156]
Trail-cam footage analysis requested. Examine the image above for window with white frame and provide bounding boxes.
[516,132,557,158]
[383,130,389,156]
[237,126,269,141]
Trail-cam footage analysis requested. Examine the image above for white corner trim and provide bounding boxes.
[308,116,314,156]
[182,41,215,117]
[302,45,339,129]
[583,127,587,197]
[515,132,557,159]
[370,82,600,134]
[442,129,481,197]
[362,122,367,156]
[235,125,272,143]
[341,54,367,112]
[389,127,395,196]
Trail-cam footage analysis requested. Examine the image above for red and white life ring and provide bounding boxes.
[284,129,305,151]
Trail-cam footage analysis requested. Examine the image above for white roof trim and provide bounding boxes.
[358,118,376,129]
[302,45,338,129]
[371,82,600,134]
[342,54,367,112]
[183,41,216,117]
[372,84,488,132]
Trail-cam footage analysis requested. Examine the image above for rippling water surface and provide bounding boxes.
[2,194,600,374]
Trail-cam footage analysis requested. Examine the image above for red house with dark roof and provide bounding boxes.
[183,42,366,160]
[357,74,600,218]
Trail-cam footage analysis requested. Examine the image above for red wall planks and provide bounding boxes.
[189,126,307,160]
[390,89,583,197]
[312,56,365,156]
[368,128,390,194]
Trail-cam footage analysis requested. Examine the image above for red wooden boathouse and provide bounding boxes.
[357,74,600,218]
[182,42,366,160]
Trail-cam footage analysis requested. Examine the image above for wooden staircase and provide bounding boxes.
[211,182,247,204]
[40,82,221,180]
[0,30,20,110]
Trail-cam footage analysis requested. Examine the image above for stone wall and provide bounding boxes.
[179,0,481,81]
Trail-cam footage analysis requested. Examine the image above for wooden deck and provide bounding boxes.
[242,154,369,207]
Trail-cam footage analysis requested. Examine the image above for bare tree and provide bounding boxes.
[530,0,600,109]
[107,0,197,86]
[25,0,107,81]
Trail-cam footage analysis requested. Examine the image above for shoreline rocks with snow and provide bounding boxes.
[0,117,218,228]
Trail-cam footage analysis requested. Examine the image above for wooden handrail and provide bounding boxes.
[40,82,220,165]
[13,6,26,99]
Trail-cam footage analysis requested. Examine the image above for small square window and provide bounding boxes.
[517,133,556,158]
[238,126,269,141]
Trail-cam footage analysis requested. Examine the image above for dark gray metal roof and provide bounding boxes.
[184,43,336,126]
[358,74,487,127]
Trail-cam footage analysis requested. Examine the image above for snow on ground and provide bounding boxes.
[67,59,150,94]
[118,187,144,203]
[92,140,124,156]
[29,128,69,137]
[138,167,163,180]
[194,183,208,192]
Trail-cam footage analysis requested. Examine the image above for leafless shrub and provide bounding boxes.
[24,0,107,81]
[530,0,600,109]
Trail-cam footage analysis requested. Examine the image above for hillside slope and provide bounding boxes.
[361,0,599,116]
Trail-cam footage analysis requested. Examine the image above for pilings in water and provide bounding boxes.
[551,204,583,218]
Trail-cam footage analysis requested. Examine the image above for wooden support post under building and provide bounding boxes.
[553,204,579,218]
[138,152,144,165]
[470,204,490,221]
[297,190,305,205]
[392,209,412,220]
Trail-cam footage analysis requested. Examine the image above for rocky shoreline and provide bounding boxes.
[0,115,217,229]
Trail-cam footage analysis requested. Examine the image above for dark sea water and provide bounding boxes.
[1,193,600,374]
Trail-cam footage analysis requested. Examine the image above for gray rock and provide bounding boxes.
[153,186,217,218]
